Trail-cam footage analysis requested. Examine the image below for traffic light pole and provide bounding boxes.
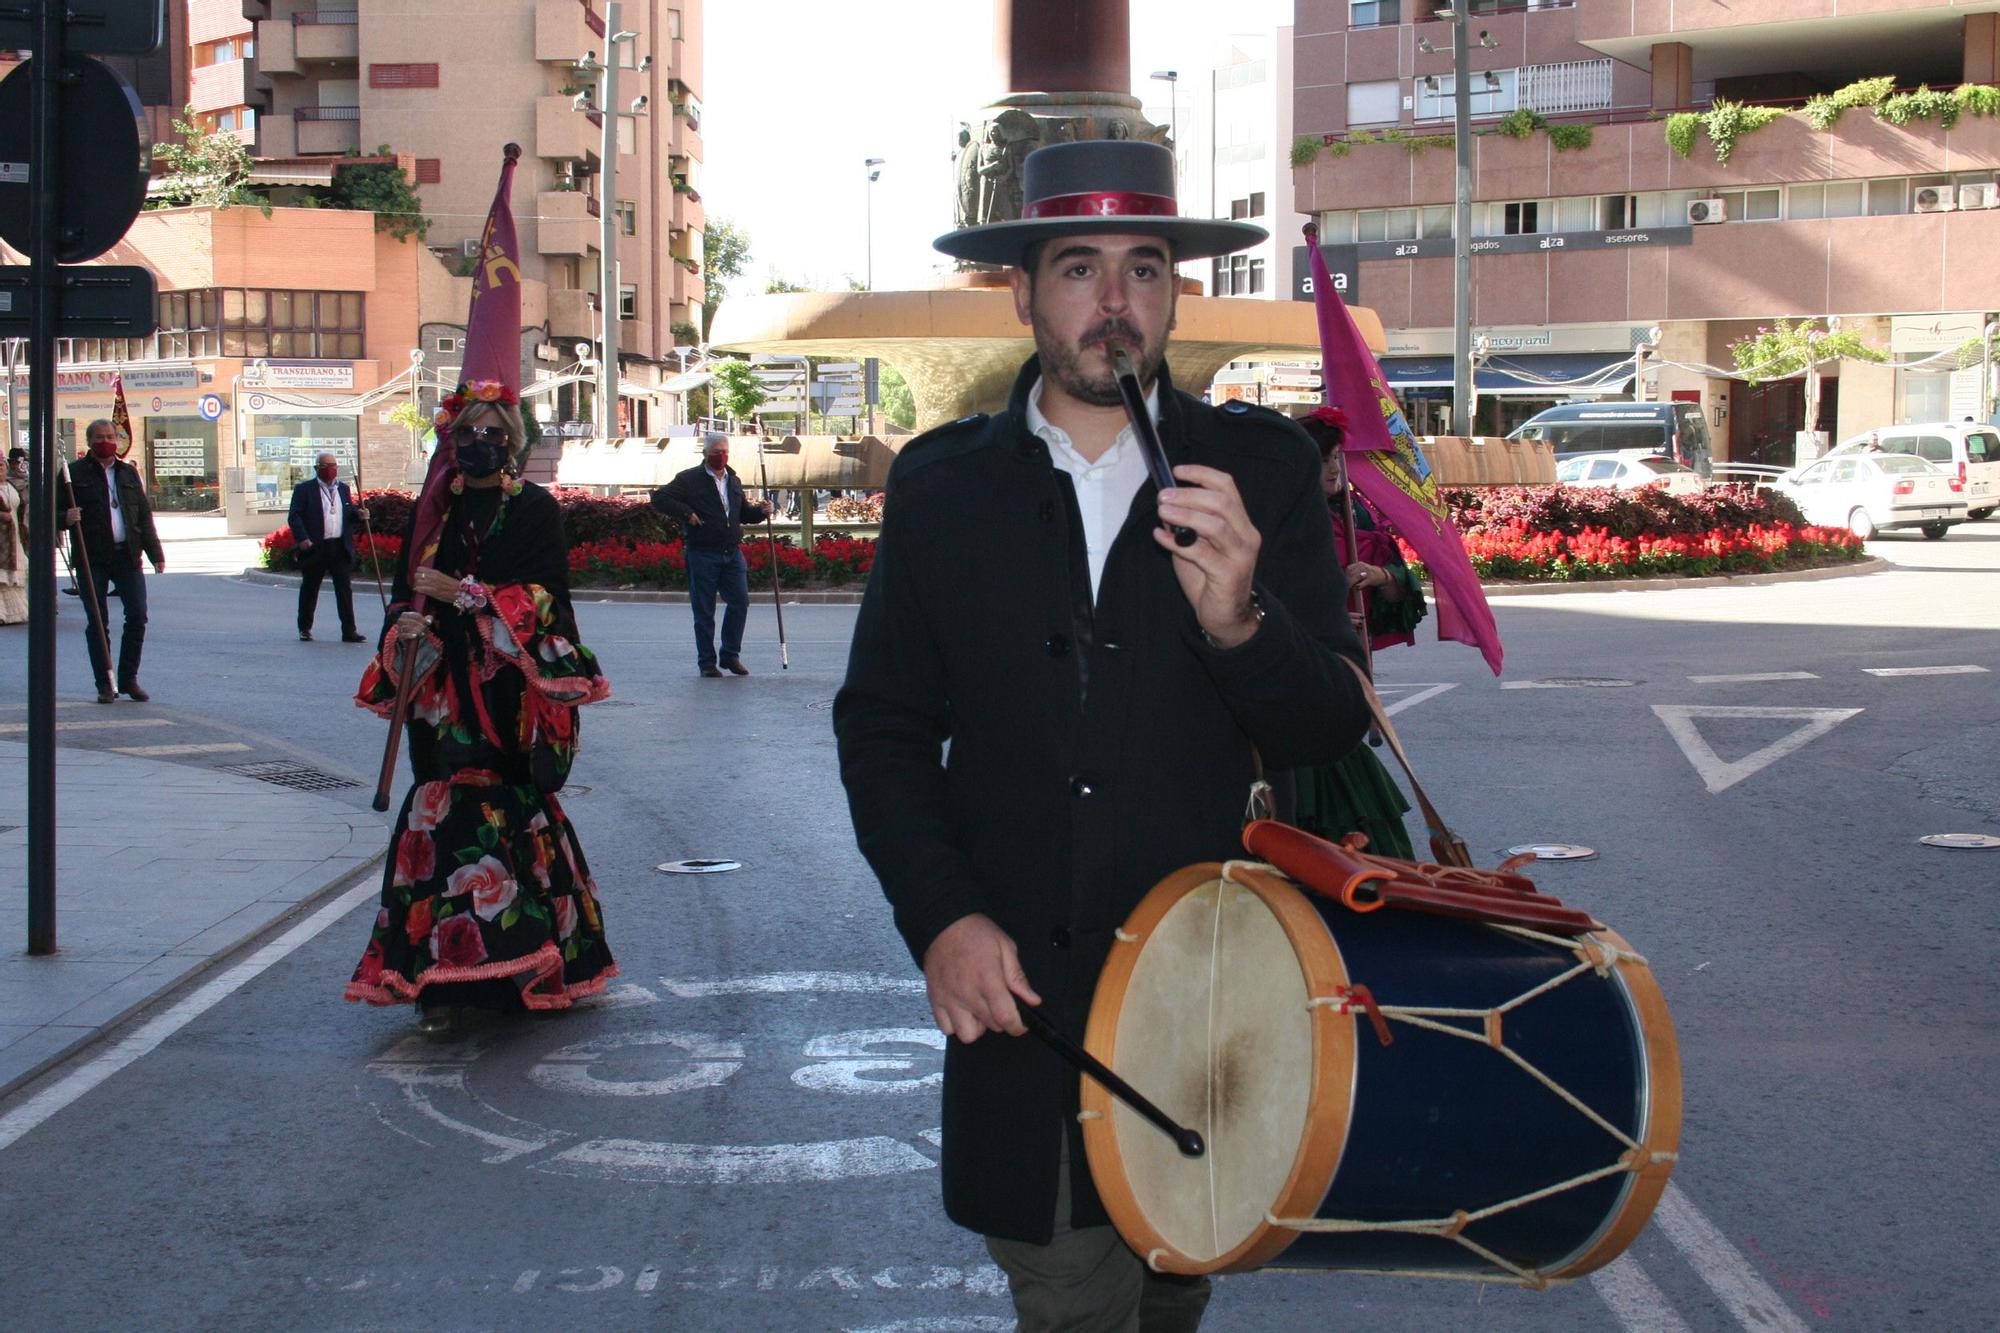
[27,0,65,953]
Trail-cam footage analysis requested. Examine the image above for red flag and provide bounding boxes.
[111,373,133,460]
[1304,224,1503,676]
[406,143,524,592]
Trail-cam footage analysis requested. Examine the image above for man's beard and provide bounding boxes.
[1033,313,1167,407]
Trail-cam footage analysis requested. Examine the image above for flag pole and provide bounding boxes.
[755,439,789,669]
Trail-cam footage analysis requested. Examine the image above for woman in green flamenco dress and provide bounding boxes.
[343,392,616,1029]
[1293,408,1428,860]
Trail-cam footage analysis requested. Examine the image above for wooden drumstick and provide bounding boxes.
[1018,1003,1205,1159]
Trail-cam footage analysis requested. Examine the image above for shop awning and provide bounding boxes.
[1379,352,1636,396]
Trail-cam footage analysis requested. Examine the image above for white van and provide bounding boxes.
[1830,424,2000,519]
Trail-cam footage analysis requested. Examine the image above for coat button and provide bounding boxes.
[1049,927,1072,950]
[1046,634,1068,657]
[1038,500,1055,522]
[1069,775,1094,797]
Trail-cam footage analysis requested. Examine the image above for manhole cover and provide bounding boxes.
[563,785,592,797]
[1918,834,2000,851]
[806,699,835,711]
[218,760,360,793]
[656,859,743,875]
[1503,843,1599,862]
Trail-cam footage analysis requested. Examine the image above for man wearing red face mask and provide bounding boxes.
[59,418,164,703]
[286,450,367,643]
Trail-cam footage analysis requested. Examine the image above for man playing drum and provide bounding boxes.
[834,140,1373,1330]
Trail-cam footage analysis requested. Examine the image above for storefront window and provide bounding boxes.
[251,415,359,509]
[144,418,220,512]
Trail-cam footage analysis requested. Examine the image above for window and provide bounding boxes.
[616,199,637,235]
[1867,179,1907,216]
[618,115,637,155]
[1600,194,1635,230]
[1788,183,1825,220]
[666,7,683,39]
[415,158,442,184]
[1346,79,1400,128]
[1830,460,1860,483]
[619,284,637,320]
[1502,201,1542,234]
[369,63,440,89]
[1357,210,1387,242]
[1553,195,1594,233]
[1229,192,1266,220]
[215,110,236,132]
[434,336,459,353]
[1586,458,1620,480]
[214,288,365,360]
[1247,258,1265,294]
[1349,0,1399,25]
[1416,70,1518,121]
[1318,210,1357,243]
[1422,205,1453,238]
[1824,181,1864,218]
[1741,188,1780,221]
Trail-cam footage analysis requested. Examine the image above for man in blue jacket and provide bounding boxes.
[650,432,771,676]
[287,451,367,643]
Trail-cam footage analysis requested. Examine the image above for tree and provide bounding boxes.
[149,107,262,212]
[328,147,430,241]
[700,216,752,342]
[710,359,767,427]
[879,365,916,430]
[763,273,812,294]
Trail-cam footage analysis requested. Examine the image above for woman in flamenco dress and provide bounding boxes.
[343,389,616,1030]
[1293,407,1428,860]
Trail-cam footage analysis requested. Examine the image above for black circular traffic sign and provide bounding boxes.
[0,54,150,264]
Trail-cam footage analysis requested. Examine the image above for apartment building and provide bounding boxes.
[1292,1,2000,459]
[250,0,708,439]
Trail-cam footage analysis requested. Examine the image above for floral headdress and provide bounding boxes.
[433,378,520,433]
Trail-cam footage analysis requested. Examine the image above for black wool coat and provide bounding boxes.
[833,357,1372,1244]
[61,457,162,570]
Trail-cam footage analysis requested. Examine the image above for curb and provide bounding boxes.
[236,569,869,606]
[0,848,385,1103]
[242,556,1890,605]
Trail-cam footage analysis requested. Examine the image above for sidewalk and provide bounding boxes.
[0,741,385,1097]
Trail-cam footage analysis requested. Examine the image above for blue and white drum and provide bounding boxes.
[1080,860,1681,1284]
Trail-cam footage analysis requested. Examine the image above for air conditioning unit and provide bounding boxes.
[460,237,480,257]
[1686,198,1727,224]
[1958,183,2000,210]
[1912,186,1955,213]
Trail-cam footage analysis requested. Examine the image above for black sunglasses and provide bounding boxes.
[454,424,509,445]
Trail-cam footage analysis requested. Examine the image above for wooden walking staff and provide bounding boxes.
[359,505,390,616]
[755,440,789,669]
[62,515,116,694]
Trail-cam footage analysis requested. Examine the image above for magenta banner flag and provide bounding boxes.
[1305,224,1504,675]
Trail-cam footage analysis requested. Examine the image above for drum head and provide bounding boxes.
[1082,865,1355,1274]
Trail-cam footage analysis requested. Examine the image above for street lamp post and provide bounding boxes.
[578,8,640,441]
[864,157,884,290]
[1423,10,1496,436]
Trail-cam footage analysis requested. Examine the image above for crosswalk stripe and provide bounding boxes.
[1862,664,1988,677]
[108,742,253,757]
[0,718,175,735]
[1590,1255,1695,1333]
[1652,1185,1810,1333]
[1686,671,1819,684]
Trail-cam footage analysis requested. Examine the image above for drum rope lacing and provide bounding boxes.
[1265,916,1679,1289]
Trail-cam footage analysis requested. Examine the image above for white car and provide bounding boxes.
[1773,452,1968,539]
[1554,452,1706,496]
[1825,423,2000,520]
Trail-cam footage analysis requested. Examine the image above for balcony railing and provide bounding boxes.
[295,105,361,121]
[1523,60,1613,117]
[293,9,360,23]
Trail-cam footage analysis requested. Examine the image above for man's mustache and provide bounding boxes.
[1082,321,1143,351]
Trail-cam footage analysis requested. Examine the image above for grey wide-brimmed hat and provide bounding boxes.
[934,140,1267,268]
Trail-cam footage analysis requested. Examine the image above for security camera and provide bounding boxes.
[630,94,648,114]
[637,55,653,72]
[576,51,598,69]
[571,90,593,111]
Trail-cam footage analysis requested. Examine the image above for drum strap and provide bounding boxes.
[1338,657,1475,868]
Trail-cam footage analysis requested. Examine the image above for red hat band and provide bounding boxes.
[1023,190,1179,221]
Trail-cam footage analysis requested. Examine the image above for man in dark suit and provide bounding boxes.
[287,451,368,643]
[649,432,770,677]
[60,419,164,703]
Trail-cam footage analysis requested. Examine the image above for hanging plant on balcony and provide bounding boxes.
[1547,123,1594,152]
[1290,135,1323,167]
[1496,109,1547,140]
[1802,75,1894,131]
[1663,112,1700,159]
[1699,98,1783,166]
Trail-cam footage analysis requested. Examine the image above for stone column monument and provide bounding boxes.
[950,0,1172,250]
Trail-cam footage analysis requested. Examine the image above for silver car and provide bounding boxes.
[1774,452,1968,540]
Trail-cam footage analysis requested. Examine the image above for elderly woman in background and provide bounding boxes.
[342,390,617,1031]
[0,447,28,625]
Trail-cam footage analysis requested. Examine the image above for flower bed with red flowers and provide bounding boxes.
[259,525,404,572]
[1402,519,1863,583]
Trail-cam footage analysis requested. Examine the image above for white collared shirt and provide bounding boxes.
[319,480,343,539]
[708,465,729,514]
[101,458,126,544]
[1025,376,1158,600]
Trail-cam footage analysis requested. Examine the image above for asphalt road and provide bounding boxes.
[1,521,1995,1331]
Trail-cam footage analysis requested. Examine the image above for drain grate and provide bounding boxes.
[218,760,361,793]
[657,858,743,875]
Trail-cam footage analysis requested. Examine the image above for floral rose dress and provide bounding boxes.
[344,480,617,1011]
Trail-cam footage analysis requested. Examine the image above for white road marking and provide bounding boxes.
[1686,671,1819,684]
[634,1265,661,1293]
[1652,1184,1811,1333]
[1862,664,1989,677]
[108,742,253,757]
[0,874,377,1154]
[659,972,927,997]
[1652,704,1864,794]
[1379,682,1457,716]
[1589,1255,1695,1333]
[0,717,174,734]
[793,1029,944,1096]
[1499,678,1641,689]
[847,1320,1016,1332]
[529,1031,745,1097]
[538,1134,937,1184]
